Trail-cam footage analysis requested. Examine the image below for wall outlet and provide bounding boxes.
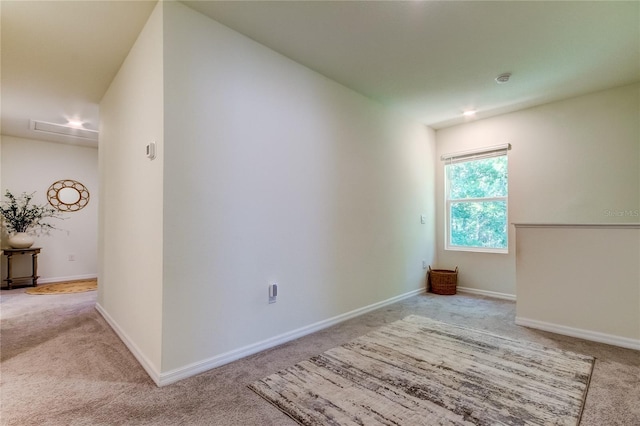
[420,214,427,224]
[146,142,156,160]
[68,254,76,261]
[268,283,278,304]
[422,260,427,269]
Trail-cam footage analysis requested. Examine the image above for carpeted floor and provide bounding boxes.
[1,288,638,425]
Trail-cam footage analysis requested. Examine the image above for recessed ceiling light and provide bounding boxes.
[463,110,477,117]
[495,72,512,84]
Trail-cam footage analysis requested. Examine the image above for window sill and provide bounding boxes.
[445,246,508,254]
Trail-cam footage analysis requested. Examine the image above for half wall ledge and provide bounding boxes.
[513,223,640,229]
[513,222,640,350]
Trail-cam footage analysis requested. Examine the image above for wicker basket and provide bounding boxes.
[427,266,458,295]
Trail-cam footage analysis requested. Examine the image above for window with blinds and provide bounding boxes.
[442,144,510,253]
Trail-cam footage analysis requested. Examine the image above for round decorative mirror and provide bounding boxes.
[47,180,90,212]
[57,187,81,204]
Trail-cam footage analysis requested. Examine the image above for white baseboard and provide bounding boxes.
[515,316,640,351]
[456,286,516,301]
[95,303,162,386]
[38,274,97,284]
[157,287,425,386]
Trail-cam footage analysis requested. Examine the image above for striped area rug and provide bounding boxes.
[250,315,594,425]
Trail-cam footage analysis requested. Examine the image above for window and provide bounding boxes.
[443,145,509,253]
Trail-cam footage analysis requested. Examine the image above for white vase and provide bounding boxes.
[8,232,35,249]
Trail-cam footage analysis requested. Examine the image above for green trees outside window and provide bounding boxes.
[446,155,508,251]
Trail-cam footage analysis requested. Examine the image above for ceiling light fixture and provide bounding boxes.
[463,110,477,117]
[67,119,84,128]
[495,72,512,84]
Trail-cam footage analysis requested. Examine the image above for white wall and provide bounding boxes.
[160,2,435,373]
[435,83,640,296]
[97,3,164,377]
[1,135,98,282]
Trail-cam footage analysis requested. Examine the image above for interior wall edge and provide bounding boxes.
[95,303,161,386]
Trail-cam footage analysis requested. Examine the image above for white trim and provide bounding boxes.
[441,143,511,162]
[38,273,97,284]
[95,303,162,386]
[513,223,640,229]
[456,286,516,301]
[444,245,509,255]
[515,316,640,351]
[157,287,425,386]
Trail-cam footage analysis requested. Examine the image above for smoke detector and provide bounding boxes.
[495,72,512,84]
[30,119,99,141]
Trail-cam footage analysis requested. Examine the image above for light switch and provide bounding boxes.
[420,214,427,224]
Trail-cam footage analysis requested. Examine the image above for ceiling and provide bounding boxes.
[2,1,639,147]
[1,0,157,147]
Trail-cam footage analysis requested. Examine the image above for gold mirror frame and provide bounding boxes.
[47,179,90,212]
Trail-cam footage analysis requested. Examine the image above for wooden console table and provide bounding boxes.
[2,248,41,289]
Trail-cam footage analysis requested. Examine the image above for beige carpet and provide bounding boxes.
[251,315,594,425]
[0,290,638,425]
[25,279,97,295]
